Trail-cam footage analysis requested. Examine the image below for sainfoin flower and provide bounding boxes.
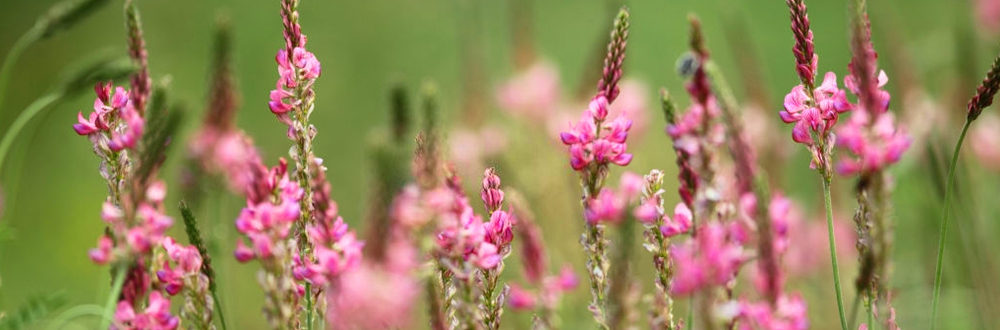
[836,71,912,175]
[735,294,809,330]
[780,72,852,146]
[113,291,179,330]
[560,95,633,171]
[233,159,302,263]
[669,222,744,296]
[268,47,322,125]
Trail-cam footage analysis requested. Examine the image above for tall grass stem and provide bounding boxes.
[930,119,971,329]
[98,265,128,330]
[823,176,849,330]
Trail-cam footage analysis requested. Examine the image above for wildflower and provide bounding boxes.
[325,263,419,330]
[669,223,744,296]
[736,294,809,330]
[780,72,852,146]
[660,203,693,238]
[970,115,1000,171]
[507,285,537,310]
[113,291,179,330]
[497,61,561,122]
[560,95,634,171]
[232,159,304,328]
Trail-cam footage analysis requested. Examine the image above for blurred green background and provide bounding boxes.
[1,0,998,329]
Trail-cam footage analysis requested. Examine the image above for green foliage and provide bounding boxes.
[0,292,67,330]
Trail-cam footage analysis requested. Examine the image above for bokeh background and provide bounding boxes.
[1,0,999,329]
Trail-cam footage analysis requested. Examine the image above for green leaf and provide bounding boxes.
[0,292,68,330]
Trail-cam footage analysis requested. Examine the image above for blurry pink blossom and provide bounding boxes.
[970,115,1000,172]
[669,222,744,296]
[609,80,650,137]
[326,263,419,330]
[736,294,809,330]
[507,284,537,310]
[113,291,179,330]
[497,61,561,122]
[978,0,1000,33]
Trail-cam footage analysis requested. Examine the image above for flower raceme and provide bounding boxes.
[583,171,643,225]
[113,291,179,330]
[268,47,321,127]
[560,95,634,171]
[74,83,145,151]
[297,202,364,286]
[669,222,745,296]
[780,72,852,146]
[835,71,912,175]
[88,182,173,265]
[233,159,302,263]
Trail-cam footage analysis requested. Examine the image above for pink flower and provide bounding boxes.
[660,202,692,238]
[113,291,179,330]
[480,168,504,212]
[978,0,1000,33]
[835,68,911,175]
[669,222,744,296]
[507,285,538,310]
[73,111,102,135]
[554,266,579,291]
[485,210,514,248]
[108,104,144,151]
[560,95,633,171]
[836,111,911,175]
[608,80,650,138]
[89,236,114,264]
[233,160,302,262]
[497,61,561,122]
[325,263,419,330]
[780,72,852,146]
[470,242,501,269]
[269,46,321,127]
[584,188,626,225]
[970,115,1000,172]
[736,294,808,330]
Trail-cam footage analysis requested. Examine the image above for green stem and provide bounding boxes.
[305,282,314,330]
[822,177,849,330]
[212,290,228,330]
[685,297,694,330]
[0,92,62,176]
[866,292,874,330]
[930,120,971,329]
[99,265,129,330]
[0,29,40,118]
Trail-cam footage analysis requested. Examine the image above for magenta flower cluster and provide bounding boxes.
[836,71,912,175]
[233,159,302,263]
[560,95,634,171]
[268,47,321,129]
[297,200,364,286]
[669,222,745,296]
[780,72,852,147]
[431,175,510,272]
[73,83,144,151]
[113,291,179,330]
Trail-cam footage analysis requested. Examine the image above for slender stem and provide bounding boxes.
[865,292,874,330]
[0,29,40,118]
[212,290,228,330]
[822,177,849,330]
[685,297,694,330]
[305,282,314,330]
[930,120,971,329]
[99,265,129,330]
[0,92,62,176]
